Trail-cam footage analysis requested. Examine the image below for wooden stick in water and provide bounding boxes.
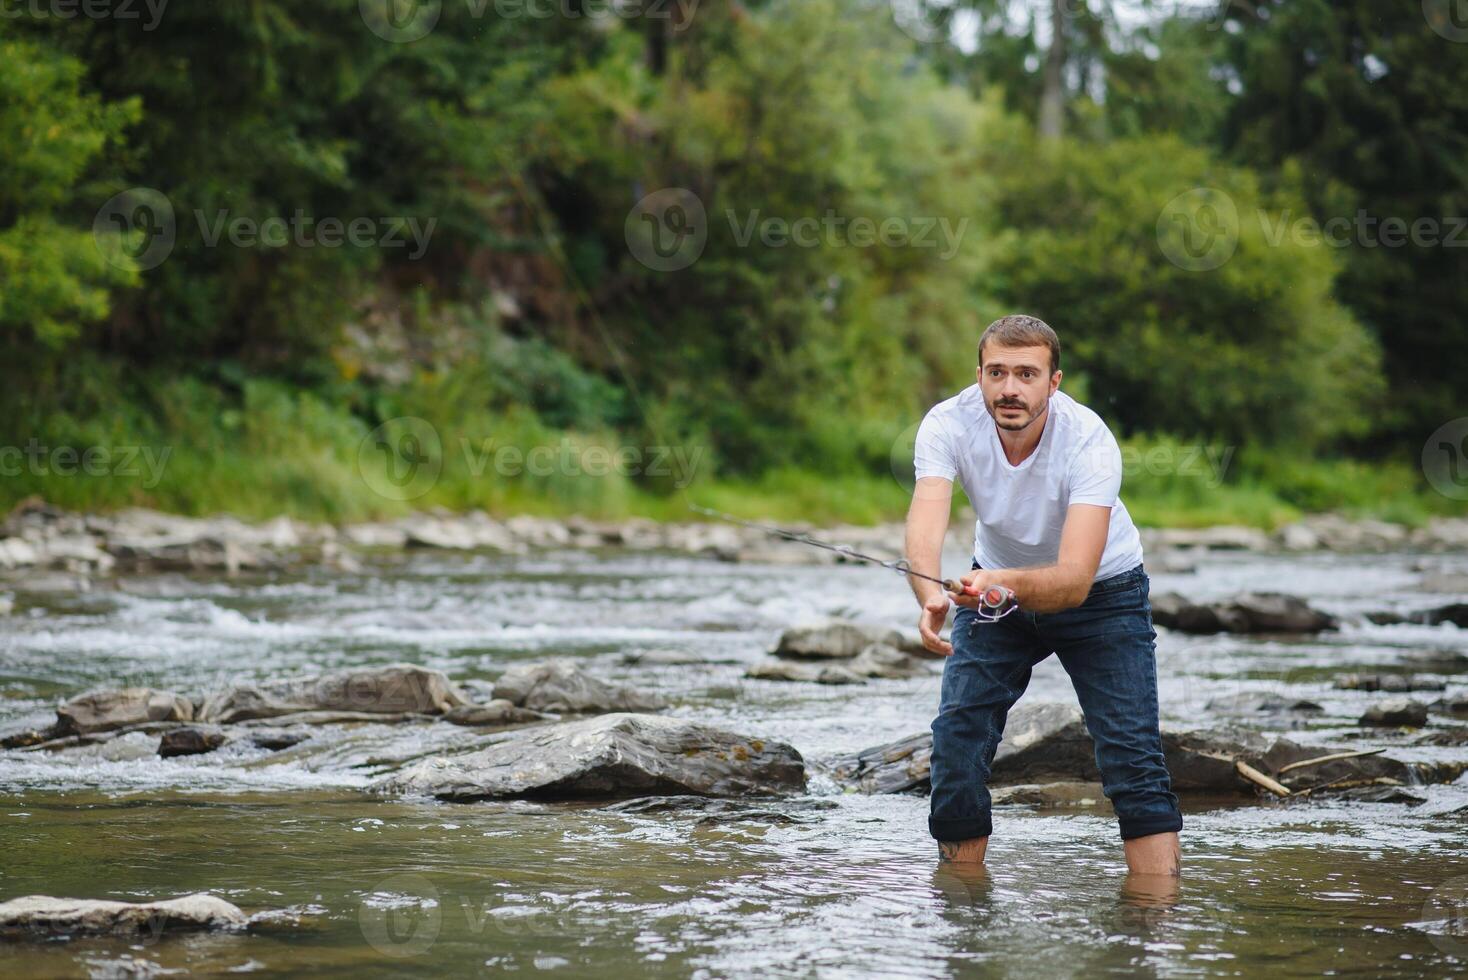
[1235,759,1291,797]
[1275,748,1386,775]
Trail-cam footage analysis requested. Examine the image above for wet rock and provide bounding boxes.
[248,728,312,751]
[106,536,263,573]
[35,535,114,572]
[991,781,1107,807]
[1161,728,1273,792]
[823,708,1277,796]
[1431,694,1468,718]
[823,703,1107,793]
[1143,526,1272,551]
[848,643,939,679]
[198,664,468,724]
[745,660,865,685]
[442,700,550,727]
[603,795,840,823]
[1151,592,1336,634]
[1418,604,1468,628]
[1261,738,1418,791]
[822,731,933,794]
[0,537,40,569]
[748,644,934,684]
[1328,785,1426,805]
[988,703,1099,783]
[158,726,228,758]
[1414,728,1468,747]
[373,712,806,801]
[236,710,427,726]
[400,512,524,552]
[1399,650,1468,672]
[1358,698,1429,727]
[492,660,666,713]
[1277,514,1408,552]
[501,515,573,549]
[621,650,741,666]
[343,523,409,549]
[1203,692,1324,716]
[0,893,247,940]
[57,688,194,735]
[773,620,926,660]
[1334,673,1446,693]
[1410,517,1468,552]
[1418,571,1468,594]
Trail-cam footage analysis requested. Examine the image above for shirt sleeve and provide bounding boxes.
[1068,427,1123,507]
[913,407,957,482]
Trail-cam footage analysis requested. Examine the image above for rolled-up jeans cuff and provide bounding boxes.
[929,813,993,842]
[1118,813,1183,841]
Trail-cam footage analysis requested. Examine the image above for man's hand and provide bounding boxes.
[918,593,954,656]
[951,568,1002,609]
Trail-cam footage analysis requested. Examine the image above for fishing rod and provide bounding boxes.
[687,503,1018,621]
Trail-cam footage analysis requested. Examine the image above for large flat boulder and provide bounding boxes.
[745,644,936,685]
[1151,592,1337,634]
[0,894,247,940]
[773,620,927,660]
[198,664,468,724]
[823,704,1280,796]
[492,659,665,713]
[57,688,194,735]
[373,712,805,802]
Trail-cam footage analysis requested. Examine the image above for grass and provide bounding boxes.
[1,371,1456,529]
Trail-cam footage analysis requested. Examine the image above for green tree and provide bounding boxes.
[1219,0,1468,441]
[0,32,139,349]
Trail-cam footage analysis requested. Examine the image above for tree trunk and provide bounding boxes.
[1038,0,1067,140]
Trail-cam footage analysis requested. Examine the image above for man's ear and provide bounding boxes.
[1051,368,1062,394]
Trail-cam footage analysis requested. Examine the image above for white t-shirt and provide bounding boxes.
[913,386,1144,581]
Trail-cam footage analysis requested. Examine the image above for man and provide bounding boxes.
[904,314,1181,875]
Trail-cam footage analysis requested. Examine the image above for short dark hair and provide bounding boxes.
[978,315,1060,374]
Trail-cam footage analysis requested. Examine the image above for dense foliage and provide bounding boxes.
[0,0,1462,520]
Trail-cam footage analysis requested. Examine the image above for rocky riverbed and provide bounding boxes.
[1,500,1467,976]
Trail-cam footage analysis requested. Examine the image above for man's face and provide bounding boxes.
[977,343,1060,432]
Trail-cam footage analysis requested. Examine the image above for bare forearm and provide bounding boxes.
[904,517,946,607]
[989,563,1092,613]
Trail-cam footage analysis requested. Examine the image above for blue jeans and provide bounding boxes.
[928,561,1183,842]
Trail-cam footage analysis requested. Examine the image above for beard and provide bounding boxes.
[988,396,1045,432]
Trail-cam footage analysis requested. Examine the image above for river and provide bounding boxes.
[2,542,1466,977]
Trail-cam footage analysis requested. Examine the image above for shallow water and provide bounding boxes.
[2,544,1467,977]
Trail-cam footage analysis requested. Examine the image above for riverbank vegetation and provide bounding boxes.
[3,2,1463,528]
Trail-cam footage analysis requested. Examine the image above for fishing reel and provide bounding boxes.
[970,584,1019,622]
